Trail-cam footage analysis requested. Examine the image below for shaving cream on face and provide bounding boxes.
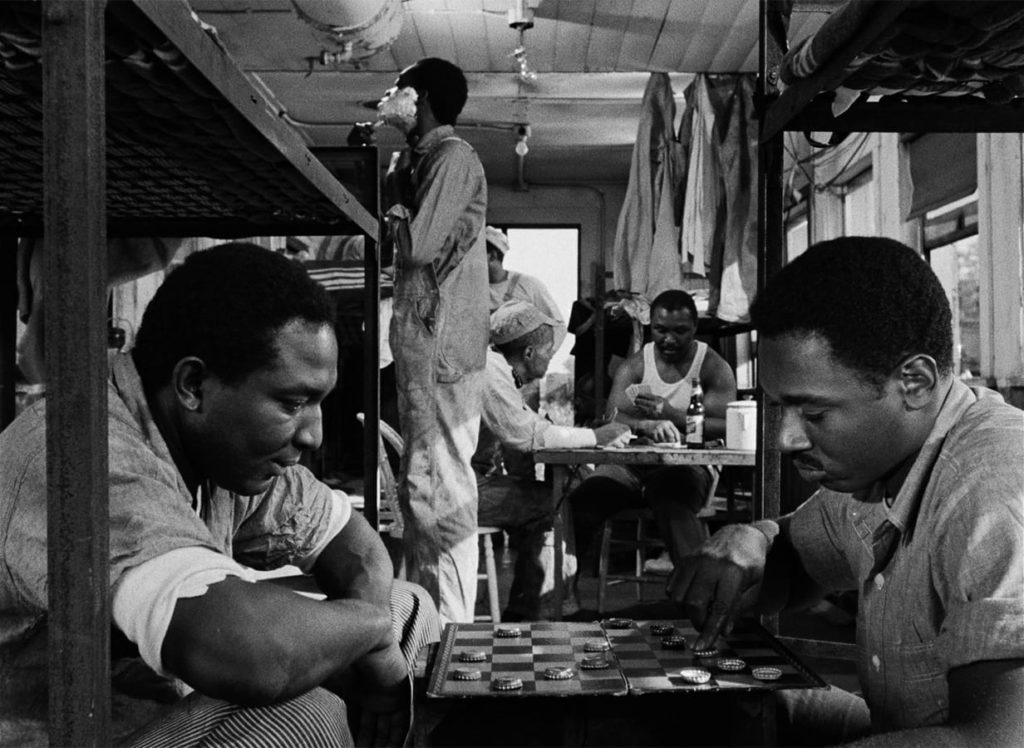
[378,86,419,133]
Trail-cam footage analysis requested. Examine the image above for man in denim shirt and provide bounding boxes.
[670,237,1023,745]
[0,245,438,746]
[378,58,490,624]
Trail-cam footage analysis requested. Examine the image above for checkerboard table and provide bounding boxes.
[426,619,824,699]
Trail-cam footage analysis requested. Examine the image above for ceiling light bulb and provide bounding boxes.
[515,138,529,157]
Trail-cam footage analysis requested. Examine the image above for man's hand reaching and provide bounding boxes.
[666,523,772,650]
[644,419,681,444]
[594,422,632,448]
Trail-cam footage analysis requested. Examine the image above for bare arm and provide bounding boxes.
[607,351,679,441]
[313,512,407,689]
[163,575,389,705]
[163,512,399,706]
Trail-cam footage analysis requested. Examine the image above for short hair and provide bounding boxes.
[650,289,698,321]
[494,323,553,357]
[398,57,468,126]
[132,243,335,391]
[750,236,953,385]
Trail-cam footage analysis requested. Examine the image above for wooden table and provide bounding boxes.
[535,446,756,619]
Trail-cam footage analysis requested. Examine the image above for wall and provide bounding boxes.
[488,183,627,299]
[978,133,1024,407]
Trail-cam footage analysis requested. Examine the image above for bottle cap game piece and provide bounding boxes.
[543,666,575,680]
[495,626,522,638]
[601,618,634,629]
[716,657,747,671]
[583,640,611,652]
[752,666,783,681]
[660,635,688,649]
[452,668,482,681]
[580,655,610,670]
[650,623,674,636]
[458,650,487,663]
[491,676,524,691]
[677,667,712,685]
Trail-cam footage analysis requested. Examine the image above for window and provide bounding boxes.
[840,168,875,236]
[924,195,981,379]
[785,184,810,263]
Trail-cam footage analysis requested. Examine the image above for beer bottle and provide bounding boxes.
[685,378,705,448]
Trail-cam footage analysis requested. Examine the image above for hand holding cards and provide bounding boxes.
[625,383,652,404]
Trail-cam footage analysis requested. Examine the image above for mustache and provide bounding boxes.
[792,456,823,471]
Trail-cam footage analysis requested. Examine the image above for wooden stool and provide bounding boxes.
[596,508,666,614]
[476,526,502,623]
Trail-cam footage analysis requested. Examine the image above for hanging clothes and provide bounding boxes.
[677,74,758,323]
[679,75,721,280]
[612,73,683,300]
[714,75,759,323]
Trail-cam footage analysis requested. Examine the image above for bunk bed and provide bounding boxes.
[0,1,381,742]
[755,0,1024,656]
[761,0,1024,139]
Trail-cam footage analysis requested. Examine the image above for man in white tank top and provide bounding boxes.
[569,289,737,576]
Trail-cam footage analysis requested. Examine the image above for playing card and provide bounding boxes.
[626,384,652,404]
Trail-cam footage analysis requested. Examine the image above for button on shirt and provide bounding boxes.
[785,381,1024,732]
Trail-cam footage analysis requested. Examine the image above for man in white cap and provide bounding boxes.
[486,226,566,350]
[474,300,631,620]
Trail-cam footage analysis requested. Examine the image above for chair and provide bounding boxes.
[356,413,502,623]
[475,527,502,623]
[596,508,667,614]
[595,470,720,614]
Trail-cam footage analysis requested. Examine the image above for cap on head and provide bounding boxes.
[490,300,558,346]
[485,226,509,257]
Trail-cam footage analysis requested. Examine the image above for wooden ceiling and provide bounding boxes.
[189,0,830,185]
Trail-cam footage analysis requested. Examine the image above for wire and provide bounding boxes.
[783,131,872,204]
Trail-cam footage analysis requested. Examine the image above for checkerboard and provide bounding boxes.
[427,619,825,698]
[426,622,629,697]
[603,619,827,693]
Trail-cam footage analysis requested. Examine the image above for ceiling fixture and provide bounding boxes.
[292,0,404,68]
[508,0,537,85]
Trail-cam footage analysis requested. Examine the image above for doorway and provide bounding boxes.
[501,226,579,427]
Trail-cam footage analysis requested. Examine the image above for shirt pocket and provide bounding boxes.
[897,639,948,727]
[899,639,944,683]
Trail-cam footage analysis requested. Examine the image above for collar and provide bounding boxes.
[110,352,192,502]
[875,378,977,538]
[412,124,456,156]
[491,346,525,388]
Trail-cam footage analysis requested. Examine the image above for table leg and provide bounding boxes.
[552,465,566,621]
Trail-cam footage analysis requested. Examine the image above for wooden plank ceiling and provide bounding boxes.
[189,0,830,185]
